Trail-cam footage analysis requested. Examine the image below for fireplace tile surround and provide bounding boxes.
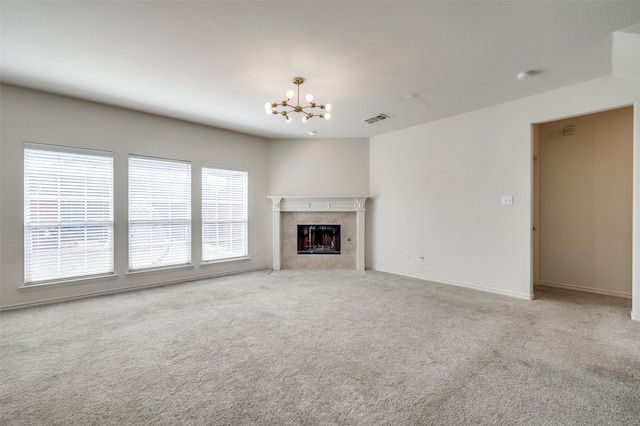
[283,212,354,269]
[268,196,367,271]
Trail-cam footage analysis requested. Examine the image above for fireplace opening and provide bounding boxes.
[297,225,340,254]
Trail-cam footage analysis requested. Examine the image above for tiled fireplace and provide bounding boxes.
[268,196,368,271]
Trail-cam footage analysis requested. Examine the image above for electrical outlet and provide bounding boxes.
[405,252,411,261]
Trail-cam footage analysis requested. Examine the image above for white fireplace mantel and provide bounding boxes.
[267,196,368,271]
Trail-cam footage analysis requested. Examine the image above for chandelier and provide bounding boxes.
[265,77,332,123]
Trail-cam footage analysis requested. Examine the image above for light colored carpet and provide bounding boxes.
[1,270,638,425]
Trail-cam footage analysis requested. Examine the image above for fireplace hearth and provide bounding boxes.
[298,225,340,254]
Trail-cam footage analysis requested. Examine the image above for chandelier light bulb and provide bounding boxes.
[266,77,333,125]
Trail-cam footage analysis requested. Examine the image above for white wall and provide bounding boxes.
[634,104,640,321]
[613,29,640,82]
[0,85,271,309]
[370,76,640,305]
[267,138,369,196]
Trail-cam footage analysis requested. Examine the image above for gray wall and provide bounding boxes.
[267,138,369,197]
[0,85,271,309]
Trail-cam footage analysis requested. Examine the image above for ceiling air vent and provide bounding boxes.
[363,113,390,124]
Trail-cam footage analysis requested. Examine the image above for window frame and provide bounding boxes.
[23,142,115,285]
[201,165,249,263]
[128,154,192,272]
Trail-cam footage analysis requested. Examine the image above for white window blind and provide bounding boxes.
[24,144,114,283]
[129,155,191,271]
[202,167,248,261]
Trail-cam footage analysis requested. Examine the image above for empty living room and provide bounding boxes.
[1,2,639,425]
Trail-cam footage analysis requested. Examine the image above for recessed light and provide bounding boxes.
[308,130,318,136]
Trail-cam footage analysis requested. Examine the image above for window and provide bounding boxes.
[24,144,114,283]
[202,167,248,261]
[129,155,191,270]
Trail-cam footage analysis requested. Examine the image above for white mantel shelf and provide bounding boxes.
[267,196,368,271]
[267,196,367,212]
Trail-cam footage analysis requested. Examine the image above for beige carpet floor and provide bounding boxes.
[1,270,639,425]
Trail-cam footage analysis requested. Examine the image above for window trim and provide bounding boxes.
[24,141,114,158]
[18,273,118,292]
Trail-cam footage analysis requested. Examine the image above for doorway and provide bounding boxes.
[533,106,633,298]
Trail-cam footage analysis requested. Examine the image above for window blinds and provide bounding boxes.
[202,167,248,261]
[24,144,114,283]
[129,155,191,270]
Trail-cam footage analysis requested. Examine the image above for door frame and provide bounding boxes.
[531,103,638,321]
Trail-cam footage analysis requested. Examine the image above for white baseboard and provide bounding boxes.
[631,311,640,322]
[370,267,534,300]
[0,266,271,311]
[537,280,631,299]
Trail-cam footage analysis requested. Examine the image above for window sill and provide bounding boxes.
[19,273,119,292]
[200,256,251,266]
[126,263,195,277]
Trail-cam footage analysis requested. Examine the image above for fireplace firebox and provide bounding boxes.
[297,225,340,254]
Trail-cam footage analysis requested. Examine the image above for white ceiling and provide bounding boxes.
[2,1,640,139]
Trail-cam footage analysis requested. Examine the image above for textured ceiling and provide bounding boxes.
[2,1,640,139]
